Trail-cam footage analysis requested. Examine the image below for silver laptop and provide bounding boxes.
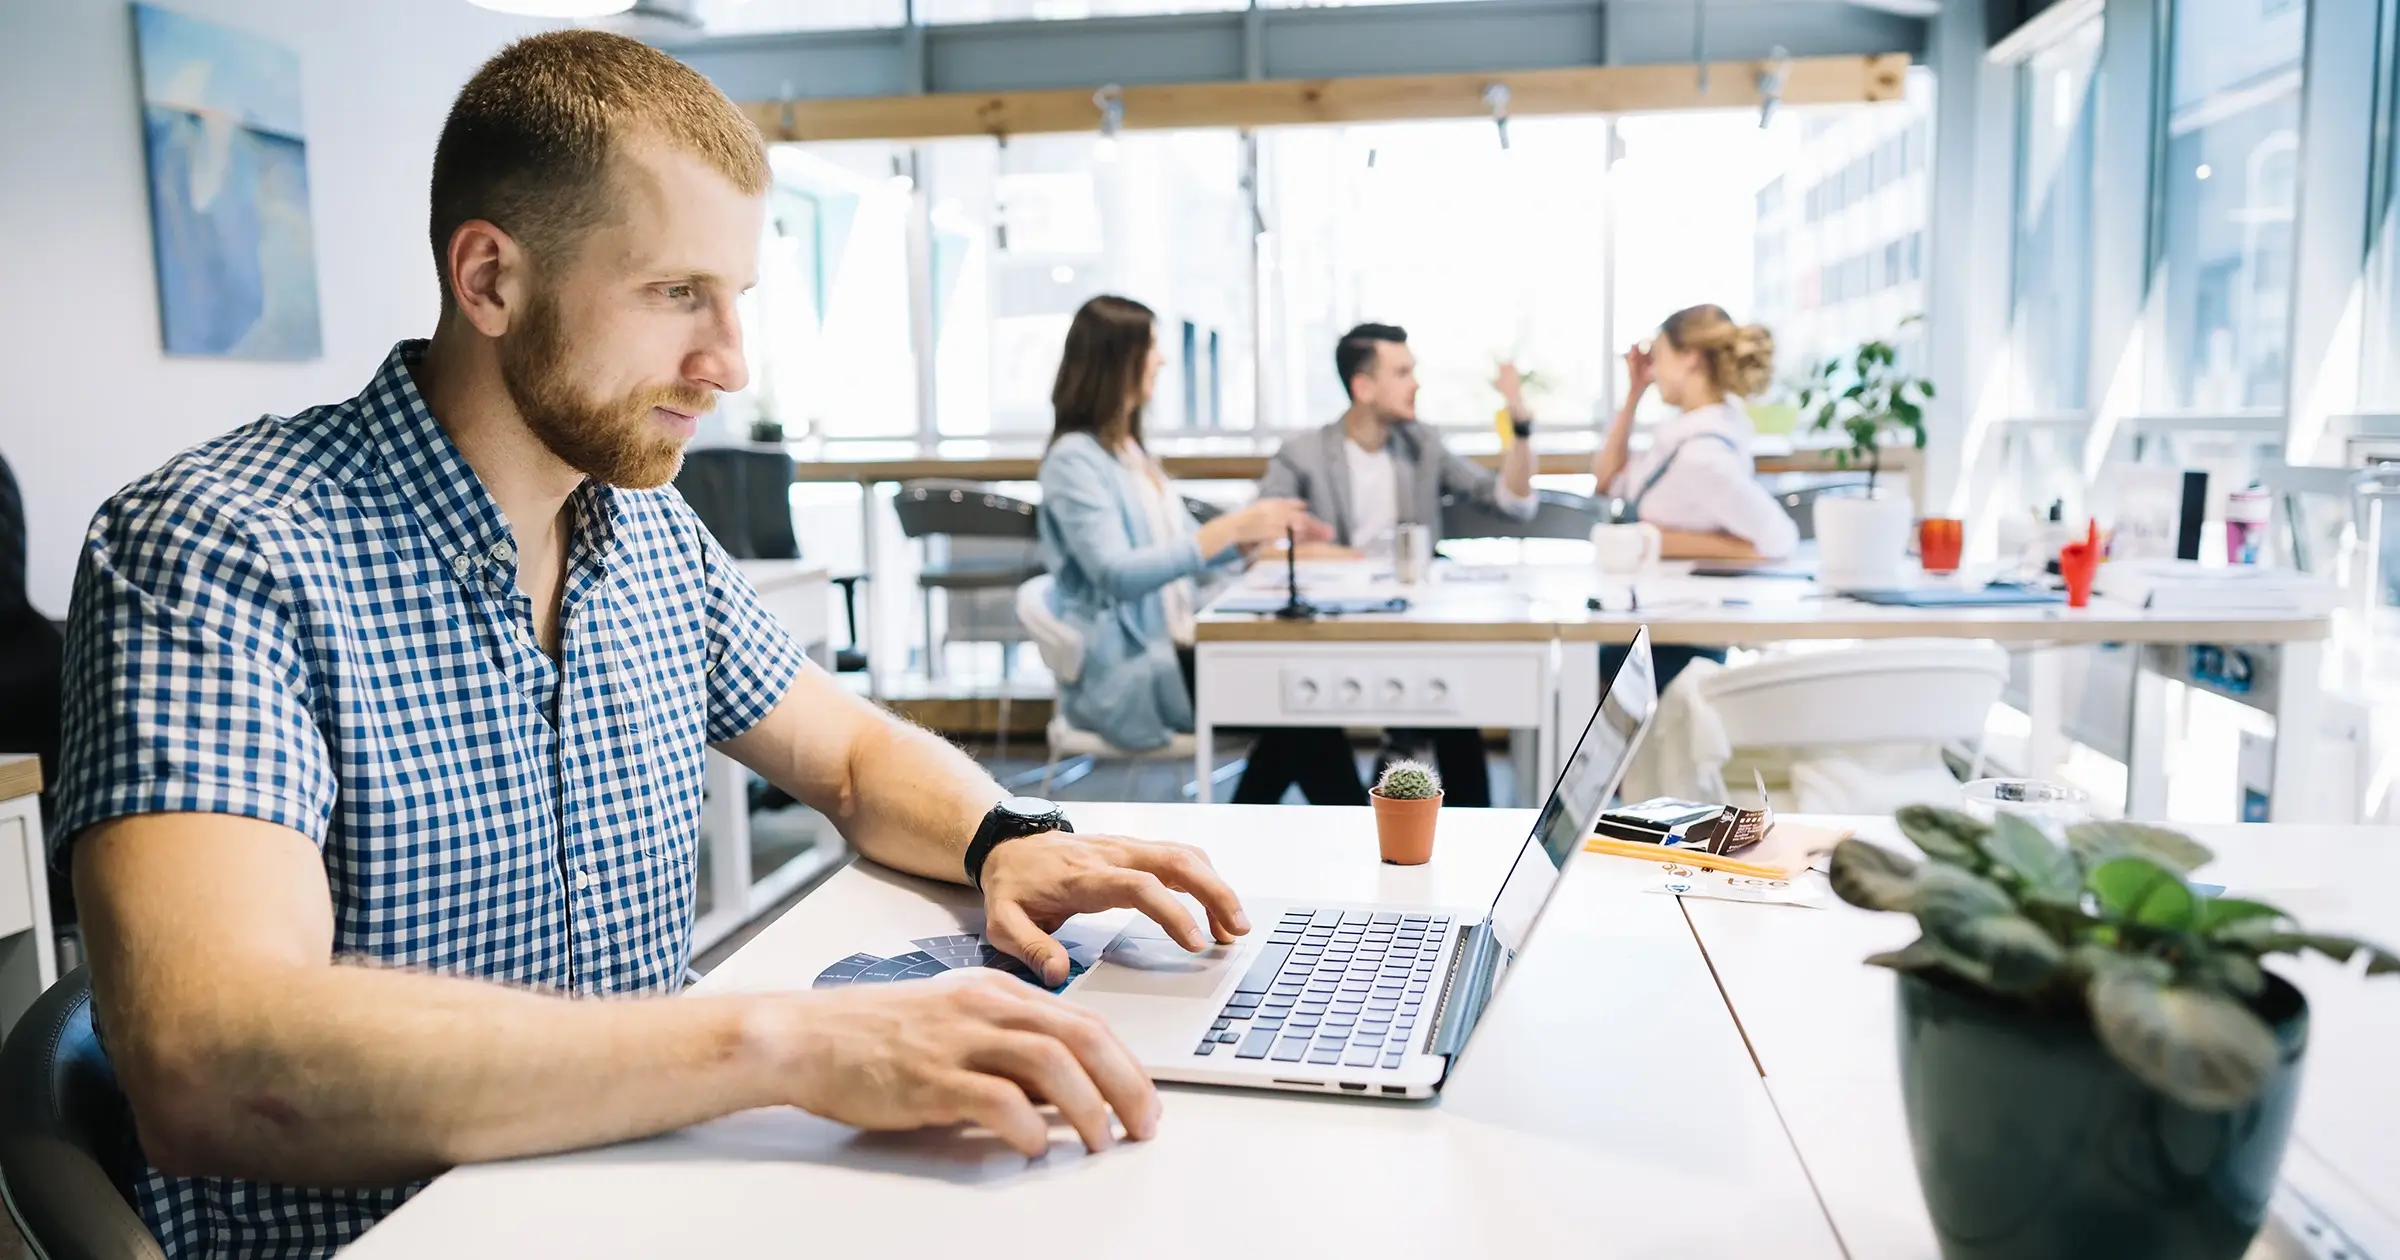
[1065,627,1661,1100]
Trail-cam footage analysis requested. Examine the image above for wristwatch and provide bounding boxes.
[964,795,1073,890]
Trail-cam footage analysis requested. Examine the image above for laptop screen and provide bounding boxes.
[1484,628,1659,957]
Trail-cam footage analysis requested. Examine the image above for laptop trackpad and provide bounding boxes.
[1079,931,1237,998]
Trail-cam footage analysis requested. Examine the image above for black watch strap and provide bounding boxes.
[965,797,1071,890]
[1511,417,1535,439]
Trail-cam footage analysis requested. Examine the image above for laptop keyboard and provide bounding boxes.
[1193,908,1452,1070]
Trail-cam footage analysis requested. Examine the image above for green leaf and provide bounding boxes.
[2072,943,2173,986]
[2088,857,2199,929]
[2068,820,2215,874]
[1981,814,2083,906]
[2196,898,2288,936]
[1827,839,1920,913]
[2188,949,2267,999]
[1864,938,1946,971]
[1925,912,2067,994]
[1893,804,1989,866]
[2216,926,2400,974]
[2088,970,2282,1110]
[1915,863,2014,927]
[1919,378,1937,399]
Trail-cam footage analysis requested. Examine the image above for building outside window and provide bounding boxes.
[2009,16,2104,415]
[2151,0,2310,414]
[2366,41,2400,410]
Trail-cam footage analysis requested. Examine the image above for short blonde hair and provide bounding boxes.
[429,29,768,307]
[1661,304,1776,399]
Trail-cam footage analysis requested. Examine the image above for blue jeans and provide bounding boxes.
[1600,643,1726,697]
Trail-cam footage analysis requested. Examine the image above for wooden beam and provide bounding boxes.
[740,53,1910,143]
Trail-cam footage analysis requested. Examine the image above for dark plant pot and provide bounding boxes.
[1897,969,2308,1260]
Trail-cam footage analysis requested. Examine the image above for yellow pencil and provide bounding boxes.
[1582,836,1790,880]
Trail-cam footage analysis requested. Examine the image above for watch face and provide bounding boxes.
[1000,795,1061,820]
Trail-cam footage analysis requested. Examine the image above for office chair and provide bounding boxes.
[674,448,866,673]
[0,968,163,1260]
[893,481,1043,682]
[1437,488,1599,542]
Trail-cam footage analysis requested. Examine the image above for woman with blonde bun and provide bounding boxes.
[1593,303,1800,562]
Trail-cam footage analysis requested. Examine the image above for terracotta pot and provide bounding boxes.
[1370,791,1443,865]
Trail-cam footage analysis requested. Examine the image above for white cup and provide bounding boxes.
[1591,522,1663,577]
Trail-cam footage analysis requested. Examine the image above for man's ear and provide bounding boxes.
[445,220,528,338]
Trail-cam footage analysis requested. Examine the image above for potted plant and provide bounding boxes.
[1370,760,1443,865]
[1829,807,2398,1260]
[1796,322,1934,589]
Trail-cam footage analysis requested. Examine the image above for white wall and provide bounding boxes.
[0,0,550,615]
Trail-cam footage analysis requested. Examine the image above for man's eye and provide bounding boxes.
[664,284,696,301]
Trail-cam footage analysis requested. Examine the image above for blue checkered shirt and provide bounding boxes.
[52,341,809,1258]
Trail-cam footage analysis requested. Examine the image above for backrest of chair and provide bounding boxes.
[893,481,1039,541]
[1759,473,1872,543]
[674,448,800,560]
[1013,576,1084,683]
[1438,489,1599,541]
[1700,640,2010,750]
[0,969,165,1260]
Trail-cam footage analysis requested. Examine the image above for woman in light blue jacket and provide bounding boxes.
[1036,296,1363,804]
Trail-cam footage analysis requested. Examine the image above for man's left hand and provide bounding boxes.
[979,833,1251,985]
[1495,361,1530,419]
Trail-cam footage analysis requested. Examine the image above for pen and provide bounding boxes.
[1583,837,1790,880]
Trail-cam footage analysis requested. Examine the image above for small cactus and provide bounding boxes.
[1373,759,1443,801]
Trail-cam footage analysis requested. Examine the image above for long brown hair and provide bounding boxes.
[1050,295,1156,451]
[1660,303,1776,399]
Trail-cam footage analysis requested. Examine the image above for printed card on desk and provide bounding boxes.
[1641,866,1831,908]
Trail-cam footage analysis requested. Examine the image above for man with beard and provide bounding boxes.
[54,31,1246,1259]
[1253,324,1541,806]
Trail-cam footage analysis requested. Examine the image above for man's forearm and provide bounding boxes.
[113,962,803,1185]
[1500,436,1535,499]
[812,711,995,883]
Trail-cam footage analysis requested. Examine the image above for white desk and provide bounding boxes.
[1680,817,2400,1259]
[1198,561,2334,822]
[0,756,56,1041]
[346,805,1842,1259]
[692,561,845,955]
[1192,569,1584,806]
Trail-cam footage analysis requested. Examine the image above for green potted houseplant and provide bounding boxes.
[1830,807,2398,1260]
[1795,323,1934,589]
[1370,760,1442,865]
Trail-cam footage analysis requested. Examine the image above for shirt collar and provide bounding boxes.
[358,340,621,584]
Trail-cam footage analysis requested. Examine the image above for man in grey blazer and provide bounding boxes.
[1256,323,1538,552]
[1254,323,1542,805]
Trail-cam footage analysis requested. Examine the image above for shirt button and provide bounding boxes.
[575,868,594,891]
[492,540,516,564]
[449,553,472,580]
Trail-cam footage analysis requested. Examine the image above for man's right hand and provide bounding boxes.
[1200,496,1331,555]
[774,970,1158,1158]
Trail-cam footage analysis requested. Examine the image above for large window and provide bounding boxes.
[743,143,918,439]
[2152,0,2310,414]
[2368,42,2400,410]
[1256,118,1614,431]
[737,95,1936,443]
[918,130,1254,436]
[2010,18,2104,414]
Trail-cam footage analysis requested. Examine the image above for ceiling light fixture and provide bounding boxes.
[1093,84,1125,163]
[465,0,637,17]
[1483,83,1512,151]
[1756,47,1791,131]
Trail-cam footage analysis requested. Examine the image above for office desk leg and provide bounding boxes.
[859,481,882,701]
[2025,646,2066,785]
[1194,648,1215,804]
[2270,640,2325,822]
[2124,660,2171,820]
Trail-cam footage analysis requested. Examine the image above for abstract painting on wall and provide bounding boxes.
[132,3,322,359]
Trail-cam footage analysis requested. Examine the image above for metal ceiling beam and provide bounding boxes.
[663,0,1927,103]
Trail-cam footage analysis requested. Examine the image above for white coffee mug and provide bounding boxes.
[1590,522,1663,576]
